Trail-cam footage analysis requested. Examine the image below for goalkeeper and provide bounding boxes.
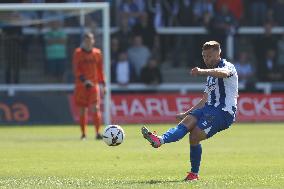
[72,32,106,140]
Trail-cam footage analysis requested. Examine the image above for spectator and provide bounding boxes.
[249,0,267,26]
[277,33,284,67]
[134,0,146,12]
[113,15,133,51]
[44,20,67,81]
[163,0,180,26]
[272,0,284,26]
[264,8,276,26]
[216,0,243,22]
[119,0,143,27]
[111,37,120,66]
[213,4,237,35]
[127,35,151,78]
[132,13,157,50]
[146,0,163,28]
[151,35,161,62]
[235,36,254,60]
[234,52,255,88]
[147,0,177,27]
[20,0,39,19]
[211,4,237,57]
[140,58,162,85]
[1,11,24,84]
[202,11,215,36]
[258,49,282,81]
[112,51,136,85]
[146,0,175,63]
[193,0,214,25]
[254,22,277,66]
[177,0,194,26]
[193,11,216,67]
[171,0,195,68]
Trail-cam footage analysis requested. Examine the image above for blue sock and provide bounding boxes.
[190,144,202,174]
[161,124,188,143]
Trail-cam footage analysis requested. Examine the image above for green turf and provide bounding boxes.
[0,123,283,189]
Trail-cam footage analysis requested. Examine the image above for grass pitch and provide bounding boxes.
[0,123,283,189]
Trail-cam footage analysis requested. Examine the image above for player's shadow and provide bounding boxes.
[130,179,183,184]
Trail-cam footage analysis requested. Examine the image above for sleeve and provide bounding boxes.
[97,51,106,84]
[204,87,208,93]
[204,86,209,93]
[72,50,85,82]
[224,63,237,78]
[204,77,209,93]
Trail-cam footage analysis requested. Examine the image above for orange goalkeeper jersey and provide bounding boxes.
[73,47,105,88]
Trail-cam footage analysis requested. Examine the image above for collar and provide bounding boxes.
[81,47,93,53]
[216,58,225,68]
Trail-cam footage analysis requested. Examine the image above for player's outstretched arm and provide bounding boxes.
[191,67,231,78]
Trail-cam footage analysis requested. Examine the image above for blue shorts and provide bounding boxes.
[189,105,234,138]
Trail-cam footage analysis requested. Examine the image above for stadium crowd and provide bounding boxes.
[0,0,283,85]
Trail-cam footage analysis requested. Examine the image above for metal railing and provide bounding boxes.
[0,82,272,96]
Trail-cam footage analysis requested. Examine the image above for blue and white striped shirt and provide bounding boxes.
[204,59,238,117]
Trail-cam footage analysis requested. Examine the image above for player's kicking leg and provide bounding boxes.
[141,114,207,181]
[141,126,163,148]
[141,114,199,148]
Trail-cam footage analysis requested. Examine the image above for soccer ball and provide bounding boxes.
[103,125,125,146]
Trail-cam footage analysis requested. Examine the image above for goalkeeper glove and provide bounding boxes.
[84,80,94,89]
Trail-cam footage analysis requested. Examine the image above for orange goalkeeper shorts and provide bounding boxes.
[74,85,100,107]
